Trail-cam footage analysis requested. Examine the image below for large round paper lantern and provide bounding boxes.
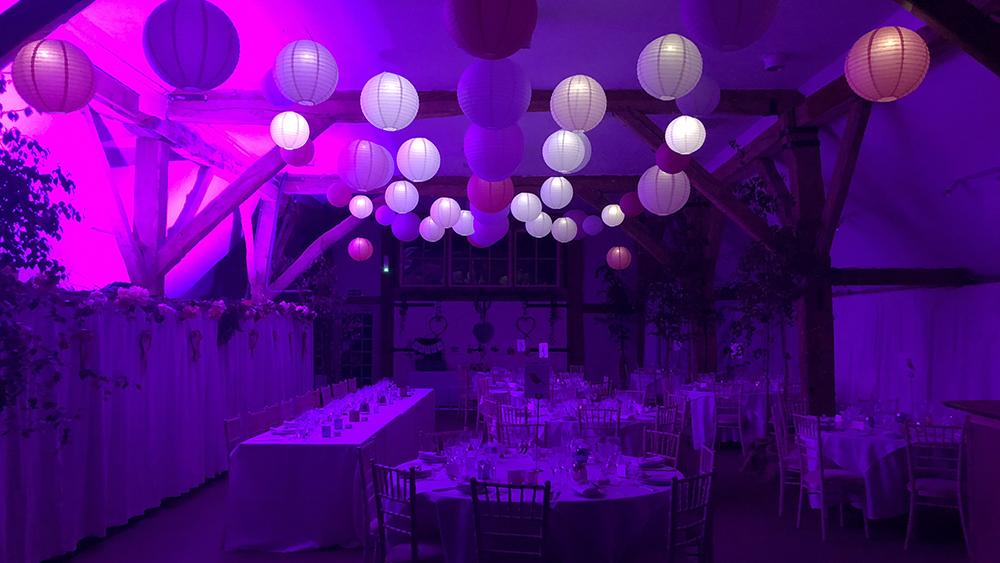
[281,141,314,167]
[349,195,374,219]
[384,180,419,214]
[677,75,721,116]
[606,246,632,270]
[471,204,510,225]
[326,184,351,207]
[551,217,578,243]
[510,192,542,223]
[467,176,514,214]
[361,72,419,131]
[339,140,394,192]
[444,0,538,60]
[550,75,606,132]
[274,40,338,105]
[620,192,644,217]
[540,177,573,210]
[270,111,310,150]
[525,212,552,238]
[142,0,239,91]
[348,237,374,262]
[262,69,293,108]
[392,213,421,242]
[453,210,476,236]
[464,124,524,181]
[12,40,95,113]
[542,130,587,174]
[419,217,445,242]
[637,34,702,101]
[601,204,625,227]
[680,0,779,52]
[568,133,592,174]
[469,217,509,247]
[397,138,440,183]
[582,215,604,236]
[656,144,691,174]
[375,205,396,226]
[638,166,691,216]
[665,115,706,155]
[430,197,461,228]
[845,26,930,103]
[458,59,531,129]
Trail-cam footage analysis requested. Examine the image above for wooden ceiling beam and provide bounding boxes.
[755,158,795,226]
[0,0,96,66]
[816,101,872,254]
[893,0,1000,77]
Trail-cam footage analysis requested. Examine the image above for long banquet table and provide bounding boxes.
[224,388,435,551]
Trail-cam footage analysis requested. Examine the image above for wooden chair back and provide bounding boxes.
[371,463,419,562]
[223,416,243,456]
[643,428,681,468]
[578,406,621,437]
[905,424,962,482]
[471,480,552,562]
[699,445,715,476]
[668,473,714,562]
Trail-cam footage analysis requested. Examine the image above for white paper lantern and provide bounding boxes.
[637,166,690,216]
[270,111,310,150]
[419,217,445,242]
[601,204,625,227]
[361,72,419,131]
[384,180,419,214]
[542,130,587,174]
[453,210,476,236]
[665,115,706,155]
[637,34,703,101]
[430,197,461,228]
[540,177,574,210]
[349,195,373,219]
[510,192,542,223]
[396,138,440,183]
[274,40,338,106]
[677,75,720,116]
[567,133,592,174]
[550,74,606,132]
[551,217,578,243]
[525,212,552,238]
[339,140,394,192]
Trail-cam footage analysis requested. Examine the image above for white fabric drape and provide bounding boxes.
[0,308,313,563]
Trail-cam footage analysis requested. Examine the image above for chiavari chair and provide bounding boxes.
[417,430,467,454]
[771,401,800,516]
[358,439,379,563]
[280,398,297,420]
[643,428,681,469]
[321,384,334,406]
[903,423,963,550]
[223,416,243,458]
[245,409,268,437]
[578,405,621,437]
[264,404,282,428]
[699,445,715,476]
[370,463,444,562]
[667,473,714,563]
[470,480,552,562]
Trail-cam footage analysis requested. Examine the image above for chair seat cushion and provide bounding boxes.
[385,541,446,563]
[909,477,958,498]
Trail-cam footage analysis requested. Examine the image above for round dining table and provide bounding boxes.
[820,426,909,519]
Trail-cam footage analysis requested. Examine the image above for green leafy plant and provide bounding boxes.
[595,264,635,386]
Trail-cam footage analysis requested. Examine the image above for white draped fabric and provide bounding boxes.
[0,308,313,563]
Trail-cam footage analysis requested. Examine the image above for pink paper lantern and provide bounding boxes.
[655,144,691,174]
[458,59,531,129]
[619,192,644,217]
[12,40,95,113]
[582,215,604,236]
[391,213,421,242]
[143,0,240,90]
[467,176,514,214]
[845,26,930,103]
[565,210,588,240]
[464,124,524,181]
[374,205,396,226]
[680,0,778,52]
[445,0,537,60]
[348,237,374,262]
[607,246,632,270]
[325,184,352,207]
[281,140,315,166]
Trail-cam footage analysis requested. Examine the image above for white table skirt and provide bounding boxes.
[224,389,436,551]
[821,429,908,519]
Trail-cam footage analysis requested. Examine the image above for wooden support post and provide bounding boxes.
[133,136,170,294]
[169,165,214,237]
[817,101,872,254]
[380,232,397,379]
[251,198,279,298]
[566,242,585,368]
[893,0,1000,78]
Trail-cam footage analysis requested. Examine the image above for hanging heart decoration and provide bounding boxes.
[248,328,260,357]
[515,314,536,339]
[428,312,448,338]
[189,329,203,362]
[138,329,153,367]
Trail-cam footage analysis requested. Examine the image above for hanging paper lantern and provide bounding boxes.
[262,68,293,108]
[677,75,721,116]
[12,40,95,113]
[655,144,691,174]
[464,124,524,181]
[326,184,351,207]
[360,72,419,131]
[419,217,445,242]
[349,195,374,219]
[274,39,338,105]
[665,115,706,155]
[567,133,592,174]
[444,0,538,60]
[680,0,779,52]
[551,217,578,243]
[397,138,440,183]
[430,197,461,228]
[606,246,632,270]
[845,26,930,103]
[471,204,510,225]
[453,210,476,236]
[540,177,573,210]
[467,176,514,214]
[620,192,644,217]
[469,217,509,247]
[375,205,396,226]
[525,212,552,238]
[339,140,394,192]
[550,75,606,132]
[582,215,604,236]
[638,166,691,216]
[348,237,374,262]
[564,210,587,241]
[637,34,702,101]
[542,130,587,174]
[458,59,531,129]
[270,111,310,150]
[384,180,420,214]
[391,213,421,242]
[601,204,625,227]
[281,141,314,167]
[510,192,542,223]
[142,0,240,91]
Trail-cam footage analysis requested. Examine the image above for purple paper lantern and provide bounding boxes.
[143,0,240,91]
[582,215,604,236]
[464,124,524,182]
[565,210,588,240]
[326,184,352,207]
[655,144,692,174]
[470,216,510,247]
[458,59,531,129]
[445,0,538,60]
[620,192,644,217]
[391,213,421,242]
[680,0,779,52]
[467,176,514,214]
[281,140,315,167]
[375,205,397,226]
[262,68,294,108]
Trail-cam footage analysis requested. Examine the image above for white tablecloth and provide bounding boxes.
[542,414,655,457]
[821,428,908,519]
[224,389,436,551]
[683,390,768,449]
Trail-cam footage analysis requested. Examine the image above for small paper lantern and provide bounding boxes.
[270,111,310,150]
[326,184,351,207]
[445,0,538,60]
[680,0,779,52]
[525,212,552,238]
[384,181,420,214]
[464,124,524,181]
[551,217,578,243]
[262,69,293,108]
[637,166,691,216]
[349,195,374,219]
[542,130,587,174]
[568,133,592,174]
[391,213,421,242]
[655,144,691,174]
[419,217,446,242]
[375,205,396,226]
[453,210,476,236]
[339,140,394,192]
[510,192,542,223]
[142,0,239,91]
[845,26,930,103]
[637,34,702,101]
[274,39,338,105]
[348,237,374,262]
[397,138,440,183]
[582,215,604,236]
[281,141,314,167]
[564,210,587,241]
[606,246,632,270]
[540,177,573,210]
[665,115,706,155]
[550,75,606,132]
[601,204,625,227]
[469,217,509,247]
[430,197,461,228]
[620,192,644,217]
[458,59,531,129]
[361,72,419,131]
[677,75,720,116]
[467,176,514,214]
[12,40,95,113]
